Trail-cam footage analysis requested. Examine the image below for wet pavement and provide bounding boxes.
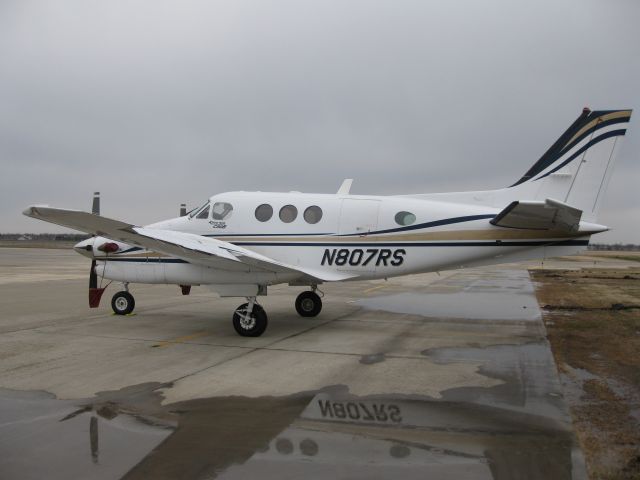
[1,248,623,479]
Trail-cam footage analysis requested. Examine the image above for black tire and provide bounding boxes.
[111,291,135,315]
[233,303,268,337]
[295,291,322,317]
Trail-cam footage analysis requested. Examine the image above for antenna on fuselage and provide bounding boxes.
[180,203,187,216]
[91,192,100,215]
[337,179,353,195]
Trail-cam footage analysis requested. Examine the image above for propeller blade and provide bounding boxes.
[88,260,106,308]
[92,192,100,215]
[89,260,97,289]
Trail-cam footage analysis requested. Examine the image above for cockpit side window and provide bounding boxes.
[189,201,210,219]
[195,204,211,219]
[212,202,233,220]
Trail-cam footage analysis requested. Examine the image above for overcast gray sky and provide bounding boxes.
[1,0,638,242]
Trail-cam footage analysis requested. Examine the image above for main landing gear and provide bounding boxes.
[232,287,323,337]
[295,290,322,317]
[111,284,135,315]
[106,284,323,336]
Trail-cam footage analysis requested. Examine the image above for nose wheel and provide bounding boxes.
[111,291,135,315]
[233,299,268,337]
[295,291,322,317]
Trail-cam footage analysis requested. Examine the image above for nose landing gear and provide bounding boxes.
[111,283,135,315]
[111,291,135,315]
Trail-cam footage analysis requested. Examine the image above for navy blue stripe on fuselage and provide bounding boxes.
[339,214,496,237]
[104,258,188,263]
[534,129,626,181]
[102,239,589,264]
[118,247,143,254]
[208,233,335,237]
[198,214,496,239]
[231,239,589,247]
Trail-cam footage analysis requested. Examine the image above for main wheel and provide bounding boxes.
[295,291,322,317]
[111,291,135,315]
[233,303,268,337]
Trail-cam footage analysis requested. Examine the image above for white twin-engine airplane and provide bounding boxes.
[24,108,632,336]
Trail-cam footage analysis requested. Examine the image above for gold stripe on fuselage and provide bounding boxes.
[101,229,584,260]
[214,229,582,243]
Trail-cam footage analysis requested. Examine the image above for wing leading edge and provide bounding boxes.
[22,206,354,282]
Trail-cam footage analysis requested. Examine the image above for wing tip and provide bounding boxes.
[22,205,46,217]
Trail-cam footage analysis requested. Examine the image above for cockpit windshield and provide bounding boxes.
[189,201,211,219]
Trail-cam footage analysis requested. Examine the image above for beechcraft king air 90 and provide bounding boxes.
[24,108,633,336]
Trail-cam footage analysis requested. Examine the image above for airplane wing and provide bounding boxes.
[490,198,582,231]
[22,206,354,282]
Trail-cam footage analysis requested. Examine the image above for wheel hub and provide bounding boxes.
[239,312,256,330]
[301,298,314,311]
[115,297,128,310]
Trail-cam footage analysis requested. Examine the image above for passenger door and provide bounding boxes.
[336,199,380,272]
[338,199,380,236]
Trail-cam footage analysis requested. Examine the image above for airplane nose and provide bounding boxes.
[74,238,95,258]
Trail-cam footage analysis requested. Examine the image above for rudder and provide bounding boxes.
[509,108,632,221]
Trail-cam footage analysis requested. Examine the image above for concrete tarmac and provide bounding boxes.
[0,248,595,479]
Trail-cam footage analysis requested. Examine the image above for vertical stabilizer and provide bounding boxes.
[509,108,632,221]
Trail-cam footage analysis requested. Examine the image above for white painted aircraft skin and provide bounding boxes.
[22,108,633,335]
[87,191,589,285]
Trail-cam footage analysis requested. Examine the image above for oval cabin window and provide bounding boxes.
[394,211,416,226]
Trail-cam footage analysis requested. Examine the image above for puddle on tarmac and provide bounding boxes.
[357,292,540,321]
[0,384,578,480]
[356,269,541,322]
[0,386,174,480]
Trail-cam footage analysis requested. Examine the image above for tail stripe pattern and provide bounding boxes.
[534,128,627,181]
[511,109,631,187]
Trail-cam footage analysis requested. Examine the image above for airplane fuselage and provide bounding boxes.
[78,191,593,290]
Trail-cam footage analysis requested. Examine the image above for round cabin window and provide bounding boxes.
[255,204,273,222]
[394,211,416,226]
[279,205,298,223]
[303,206,323,224]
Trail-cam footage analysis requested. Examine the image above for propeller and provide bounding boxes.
[89,260,97,290]
[88,192,105,307]
[88,260,106,307]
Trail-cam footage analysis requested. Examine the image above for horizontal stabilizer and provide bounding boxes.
[490,198,582,231]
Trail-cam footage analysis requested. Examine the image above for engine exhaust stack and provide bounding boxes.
[92,192,100,215]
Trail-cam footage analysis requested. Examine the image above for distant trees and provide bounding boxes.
[588,243,640,251]
[0,233,89,242]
